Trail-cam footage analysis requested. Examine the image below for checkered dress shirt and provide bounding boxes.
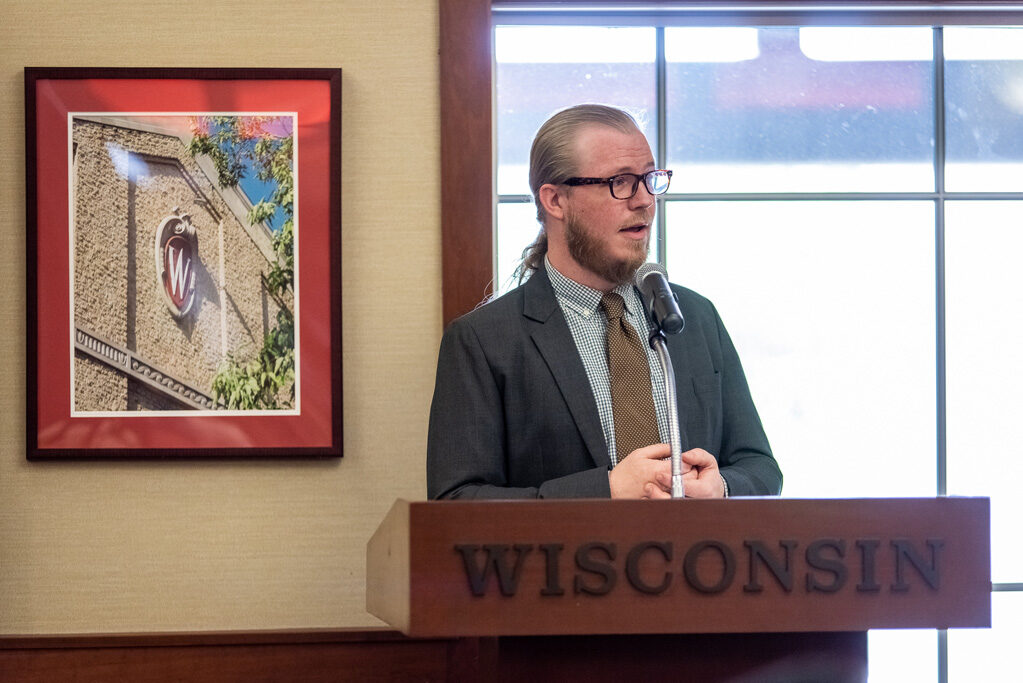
[545,257,670,467]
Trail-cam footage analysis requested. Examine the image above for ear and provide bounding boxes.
[538,183,569,222]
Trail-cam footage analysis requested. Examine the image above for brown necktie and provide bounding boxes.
[601,292,660,464]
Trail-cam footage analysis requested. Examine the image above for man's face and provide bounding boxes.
[560,125,656,288]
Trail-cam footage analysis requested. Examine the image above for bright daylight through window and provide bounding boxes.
[495,18,1023,683]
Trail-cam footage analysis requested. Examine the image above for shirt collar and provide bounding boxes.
[544,255,640,318]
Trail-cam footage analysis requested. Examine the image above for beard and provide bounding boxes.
[564,211,650,287]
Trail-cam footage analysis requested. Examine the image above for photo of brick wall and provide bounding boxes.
[71,115,297,412]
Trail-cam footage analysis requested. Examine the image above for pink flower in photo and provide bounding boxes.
[263,116,294,139]
[238,116,293,140]
[189,116,211,136]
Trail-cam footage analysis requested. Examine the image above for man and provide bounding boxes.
[427,104,781,500]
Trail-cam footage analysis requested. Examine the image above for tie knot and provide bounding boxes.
[601,292,626,321]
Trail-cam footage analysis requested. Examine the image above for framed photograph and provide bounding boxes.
[25,68,342,458]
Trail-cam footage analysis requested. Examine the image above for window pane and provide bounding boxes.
[495,26,657,196]
[869,630,937,683]
[945,200,1023,582]
[949,592,1023,682]
[496,202,542,295]
[666,27,934,192]
[664,201,936,497]
[944,27,1023,192]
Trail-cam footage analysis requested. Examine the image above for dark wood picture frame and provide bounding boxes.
[25,67,342,459]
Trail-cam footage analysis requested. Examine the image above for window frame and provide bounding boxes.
[441,0,1023,324]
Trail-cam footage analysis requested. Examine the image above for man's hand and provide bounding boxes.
[608,443,672,499]
[680,448,725,498]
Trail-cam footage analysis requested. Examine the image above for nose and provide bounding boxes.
[628,180,656,211]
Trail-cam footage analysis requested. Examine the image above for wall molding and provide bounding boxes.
[0,628,464,683]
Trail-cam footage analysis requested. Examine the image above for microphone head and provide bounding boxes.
[634,262,669,290]
[634,262,684,335]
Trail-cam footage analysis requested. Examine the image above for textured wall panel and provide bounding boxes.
[0,0,441,634]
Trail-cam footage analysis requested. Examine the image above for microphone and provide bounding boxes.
[634,263,684,335]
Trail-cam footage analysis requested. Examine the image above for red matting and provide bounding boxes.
[29,71,341,455]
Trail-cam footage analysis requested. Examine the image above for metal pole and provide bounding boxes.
[651,332,684,498]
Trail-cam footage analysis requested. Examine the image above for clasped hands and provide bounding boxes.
[608,443,724,500]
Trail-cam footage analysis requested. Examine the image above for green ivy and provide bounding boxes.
[210,310,295,410]
[189,116,296,410]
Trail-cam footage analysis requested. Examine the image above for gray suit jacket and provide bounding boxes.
[427,266,781,499]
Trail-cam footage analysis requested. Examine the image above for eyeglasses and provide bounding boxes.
[563,169,673,200]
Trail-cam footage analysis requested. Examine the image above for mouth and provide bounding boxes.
[619,222,650,238]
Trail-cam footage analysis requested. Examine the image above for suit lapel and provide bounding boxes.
[523,268,611,469]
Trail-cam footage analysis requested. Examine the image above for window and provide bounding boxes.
[489,11,1023,682]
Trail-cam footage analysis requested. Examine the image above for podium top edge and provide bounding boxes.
[397,496,990,505]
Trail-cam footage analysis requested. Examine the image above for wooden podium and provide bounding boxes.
[367,498,990,682]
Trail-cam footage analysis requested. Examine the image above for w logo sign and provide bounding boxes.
[164,236,194,309]
[155,210,199,318]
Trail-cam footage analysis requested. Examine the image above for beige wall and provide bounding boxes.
[0,0,441,634]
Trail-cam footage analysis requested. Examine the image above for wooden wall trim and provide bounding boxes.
[0,629,868,683]
[0,627,419,650]
[0,629,461,683]
[439,0,493,326]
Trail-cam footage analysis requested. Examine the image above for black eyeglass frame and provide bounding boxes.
[562,169,673,199]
